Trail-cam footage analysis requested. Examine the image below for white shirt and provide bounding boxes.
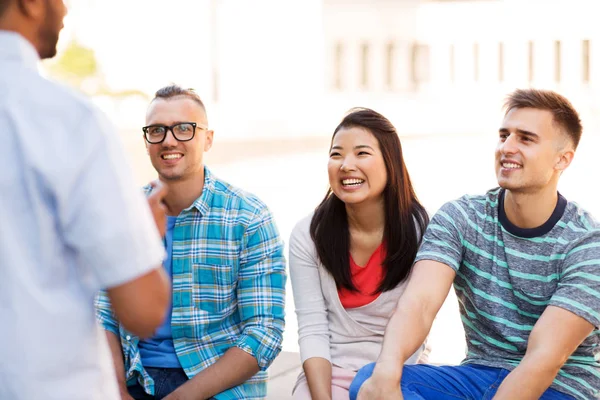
[0,31,164,400]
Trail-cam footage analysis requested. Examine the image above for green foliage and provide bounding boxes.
[55,39,98,78]
[45,39,98,86]
[44,38,148,101]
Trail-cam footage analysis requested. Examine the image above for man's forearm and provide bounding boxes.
[493,356,560,400]
[105,331,129,393]
[170,347,260,400]
[372,300,434,381]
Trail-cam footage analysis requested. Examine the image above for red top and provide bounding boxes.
[338,243,385,309]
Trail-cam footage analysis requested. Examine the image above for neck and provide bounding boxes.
[345,198,386,235]
[161,169,205,216]
[0,14,37,51]
[503,185,559,229]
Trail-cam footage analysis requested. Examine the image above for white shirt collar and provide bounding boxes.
[0,30,40,71]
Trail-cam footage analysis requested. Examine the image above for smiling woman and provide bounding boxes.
[287,108,430,400]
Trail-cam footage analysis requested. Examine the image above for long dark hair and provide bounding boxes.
[310,108,429,293]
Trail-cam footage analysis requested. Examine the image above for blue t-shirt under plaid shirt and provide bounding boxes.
[95,167,287,400]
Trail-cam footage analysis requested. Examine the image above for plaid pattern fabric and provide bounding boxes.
[95,167,286,399]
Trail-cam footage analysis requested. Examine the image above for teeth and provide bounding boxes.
[162,154,182,160]
[342,179,365,186]
[502,162,521,169]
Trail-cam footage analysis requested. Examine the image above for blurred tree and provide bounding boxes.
[43,38,148,100]
[45,39,100,93]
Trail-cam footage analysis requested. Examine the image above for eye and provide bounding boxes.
[178,123,193,132]
[357,151,371,156]
[149,126,166,135]
[329,151,341,157]
[521,136,532,142]
[499,133,508,141]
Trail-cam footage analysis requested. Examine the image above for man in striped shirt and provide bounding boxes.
[96,85,286,400]
[351,89,600,400]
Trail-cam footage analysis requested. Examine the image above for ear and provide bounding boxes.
[555,149,574,172]
[204,130,214,152]
[16,0,45,19]
[143,134,150,155]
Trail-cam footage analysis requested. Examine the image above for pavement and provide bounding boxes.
[266,351,302,400]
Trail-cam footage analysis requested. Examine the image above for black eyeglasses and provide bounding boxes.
[142,122,208,144]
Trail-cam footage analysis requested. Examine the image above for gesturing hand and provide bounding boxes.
[147,180,168,237]
[356,376,403,400]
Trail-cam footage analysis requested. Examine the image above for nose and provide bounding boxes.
[340,156,356,172]
[500,133,518,155]
[162,129,178,147]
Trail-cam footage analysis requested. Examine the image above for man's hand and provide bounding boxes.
[118,388,135,400]
[121,391,135,400]
[147,180,168,237]
[357,376,403,400]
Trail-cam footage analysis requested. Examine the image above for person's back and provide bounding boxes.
[0,1,170,398]
[1,34,115,398]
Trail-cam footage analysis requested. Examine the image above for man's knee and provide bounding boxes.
[348,362,376,400]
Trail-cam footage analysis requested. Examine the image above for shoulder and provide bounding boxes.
[210,173,275,225]
[4,72,113,150]
[436,188,499,218]
[564,201,600,230]
[562,201,600,246]
[13,71,98,121]
[290,213,314,244]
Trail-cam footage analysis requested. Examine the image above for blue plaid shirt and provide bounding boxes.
[95,167,286,399]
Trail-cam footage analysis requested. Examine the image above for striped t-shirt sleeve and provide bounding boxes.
[550,233,600,327]
[415,198,469,271]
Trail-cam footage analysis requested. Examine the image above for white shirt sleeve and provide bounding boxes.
[55,107,164,289]
[288,215,332,364]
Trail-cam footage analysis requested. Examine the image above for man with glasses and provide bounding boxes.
[0,1,170,399]
[96,85,287,400]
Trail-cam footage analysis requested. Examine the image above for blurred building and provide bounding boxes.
[322,0,600,136]
[62,0,600,138]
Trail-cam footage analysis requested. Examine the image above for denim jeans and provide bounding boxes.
[127,367,189,400]
[349,363,575,400]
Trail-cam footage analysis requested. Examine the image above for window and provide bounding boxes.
[554,40,561,83]
[212,69,219,103]
[449,44,455,82]
[582,39,590,83]
[333,42,344,90]
[411,42,430,85]
[528,41,534,83]
[473,43,479,82]
[498,42,504,82]
[360,42,370,89]
[385,41,395,89]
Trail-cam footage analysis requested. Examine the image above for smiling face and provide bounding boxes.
[495,107,573,194]
[145,96,213,182]
[327,126,388,206]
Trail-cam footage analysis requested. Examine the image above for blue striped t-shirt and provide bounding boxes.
[415,188,600,400]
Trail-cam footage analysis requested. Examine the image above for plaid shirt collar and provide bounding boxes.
[144,165,215,216]
[187,166,215,216]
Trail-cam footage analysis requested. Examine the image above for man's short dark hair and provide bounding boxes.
[153,84,206,111]
[504,88,582,149]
